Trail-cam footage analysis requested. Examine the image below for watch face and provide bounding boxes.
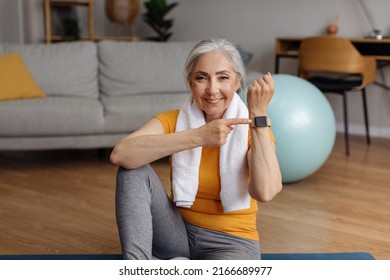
[255,116,268,127]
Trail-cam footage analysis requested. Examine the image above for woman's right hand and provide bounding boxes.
[197,118,251,147]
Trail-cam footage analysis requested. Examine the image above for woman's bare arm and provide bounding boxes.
[110,117,201,169]
[110,116,251,169]
[247,73,283,202]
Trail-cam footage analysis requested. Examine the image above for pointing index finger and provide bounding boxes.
[222,118,252,126]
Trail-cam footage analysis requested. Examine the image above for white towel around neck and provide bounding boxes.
[172,93,250,213]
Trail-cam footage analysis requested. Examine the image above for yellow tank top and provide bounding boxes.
[155,110,273,241]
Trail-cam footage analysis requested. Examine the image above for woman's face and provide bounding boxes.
[189,51,240,122]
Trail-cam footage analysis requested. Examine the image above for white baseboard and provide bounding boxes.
[336,123,390,139]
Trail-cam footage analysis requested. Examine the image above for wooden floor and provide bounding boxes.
[0,134,389,259]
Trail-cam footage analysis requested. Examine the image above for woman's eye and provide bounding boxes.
[220,76,229,80]
[195,76,206,81]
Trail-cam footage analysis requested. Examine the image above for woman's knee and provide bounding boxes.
[116,165,154,187]
[117,164,153,179]
[115,165,156,213]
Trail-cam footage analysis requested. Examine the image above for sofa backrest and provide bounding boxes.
[98,41,195,96]
[0,42,99,99]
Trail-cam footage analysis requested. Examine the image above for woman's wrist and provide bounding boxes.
[192,127,205,147]
[249,111,267,119]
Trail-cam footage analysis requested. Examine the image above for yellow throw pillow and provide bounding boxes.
[0,52,46,101]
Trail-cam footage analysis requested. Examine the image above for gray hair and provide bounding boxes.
[185,38,246,92]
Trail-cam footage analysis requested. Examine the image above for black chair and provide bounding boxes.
[298,36,376,155]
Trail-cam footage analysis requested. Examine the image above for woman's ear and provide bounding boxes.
[188,76,194,88]
[186,78,193,92]
[235,79,241,92]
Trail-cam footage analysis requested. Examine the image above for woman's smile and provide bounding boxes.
[204,97,224,104]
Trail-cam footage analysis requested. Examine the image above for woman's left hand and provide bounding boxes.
[247,72,274,117]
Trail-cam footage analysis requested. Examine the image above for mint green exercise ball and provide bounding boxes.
[268,74,336,183]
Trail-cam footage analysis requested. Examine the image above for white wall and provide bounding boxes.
[0,0,25,43]
[1,0,390,138]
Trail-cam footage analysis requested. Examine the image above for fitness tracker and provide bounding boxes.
[251,116,271,128]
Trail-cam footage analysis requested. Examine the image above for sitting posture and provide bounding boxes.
[110,38,282,260]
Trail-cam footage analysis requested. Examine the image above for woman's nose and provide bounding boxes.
[207,79,219,95]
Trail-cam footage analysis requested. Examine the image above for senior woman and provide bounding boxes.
[110,38,282,260]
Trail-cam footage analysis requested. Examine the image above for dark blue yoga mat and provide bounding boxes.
[0,252,375,260]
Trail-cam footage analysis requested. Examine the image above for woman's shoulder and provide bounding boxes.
[155,109,180,133]
[156,109,180,119]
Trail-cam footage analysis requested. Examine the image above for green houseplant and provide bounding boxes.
[143,0,178,41]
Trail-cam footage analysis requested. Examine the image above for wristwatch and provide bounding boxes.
[251,116,271,128]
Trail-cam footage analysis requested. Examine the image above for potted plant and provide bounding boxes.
[143,0,178,41]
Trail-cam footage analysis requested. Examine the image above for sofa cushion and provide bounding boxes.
[0,42,99,99]
[102,92,188,133]
[0,97,104,137]
[0,53,46,101]
[99,41,195,96]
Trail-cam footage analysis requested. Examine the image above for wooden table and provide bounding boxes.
[275,36,390,73]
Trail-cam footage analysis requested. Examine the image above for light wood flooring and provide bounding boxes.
[0,134,389,259]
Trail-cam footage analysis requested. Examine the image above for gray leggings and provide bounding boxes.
[115,165,260,260]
